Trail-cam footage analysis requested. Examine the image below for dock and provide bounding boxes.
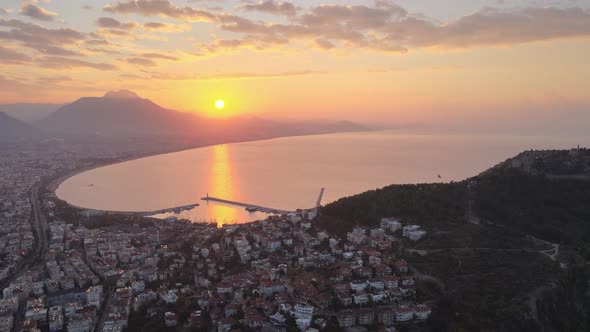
[80,203,200,217]
[201,196,292,215]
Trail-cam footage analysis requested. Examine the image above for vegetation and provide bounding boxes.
[317,149,590,331]
[317,182,467,237]
[471,167,590,246]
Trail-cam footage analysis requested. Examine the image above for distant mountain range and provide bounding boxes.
[0,112,42,139]
[0,104,61,123]
[28,90,366,140]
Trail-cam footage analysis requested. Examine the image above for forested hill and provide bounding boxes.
[319,148,590,249]
[317,148,590,331]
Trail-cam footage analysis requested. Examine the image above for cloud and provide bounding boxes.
[144,69,325,80]
[104,0,215,22]
[239,1,297,17]
[0,74,29,89]
[96,17,137,30]
[85,38,112,46]
[125,57,157,66]
[143,21,189,32]
[0,19,85,55]
[203,70,327,80]
[314,38,335,50]
[208,5,590,53]
[140,52,179,61]
[85,47,121,55]
[0,46,32,64]
[39,56,118,70]
[429,7,590,48]
[19,3,58,21]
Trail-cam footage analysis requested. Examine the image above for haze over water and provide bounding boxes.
[56,131,588,225]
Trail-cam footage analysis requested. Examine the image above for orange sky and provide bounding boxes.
[1,1,590,124]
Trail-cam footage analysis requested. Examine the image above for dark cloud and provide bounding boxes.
[0,46,32,64]
[239,1,297,17]
[39,56,118,71]
[104,0,215,22]
[19,3,58,21]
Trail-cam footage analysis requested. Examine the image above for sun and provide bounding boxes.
[215,99,225,109]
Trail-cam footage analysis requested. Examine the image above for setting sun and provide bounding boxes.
[215,99,225,110]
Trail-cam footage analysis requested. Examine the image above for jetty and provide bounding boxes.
[201,196,292,214]
[80,203,200,217]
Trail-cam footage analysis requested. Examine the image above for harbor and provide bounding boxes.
[79,203,200,217]
[201,195,293,215]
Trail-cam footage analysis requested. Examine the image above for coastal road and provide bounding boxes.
[0,183,49,289]
[30,182,49,264]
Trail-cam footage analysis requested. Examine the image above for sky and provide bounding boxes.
[1,0,590,129]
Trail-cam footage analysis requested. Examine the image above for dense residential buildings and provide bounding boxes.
[0,141,431,331]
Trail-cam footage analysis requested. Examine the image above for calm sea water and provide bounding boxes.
[56,131,588,225]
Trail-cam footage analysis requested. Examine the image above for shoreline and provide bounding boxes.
[50,129,374,214]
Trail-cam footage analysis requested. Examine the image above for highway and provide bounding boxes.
[0,183,49,290]
[30,182,49,264]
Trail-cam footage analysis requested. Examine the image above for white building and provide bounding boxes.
[414,304,431,320]
[291,302,314,320]
[394,306,415,322]
[347,226,367,244]
[380,218,402,232]
[49,306,64,332]
[86,285,103,308]
[164,312,178,327]
[403,225,427,241]
[67,316,93,332]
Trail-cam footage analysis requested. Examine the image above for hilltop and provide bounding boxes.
[317,148,590,331]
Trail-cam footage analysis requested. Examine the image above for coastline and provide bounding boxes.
[50,128,375,213]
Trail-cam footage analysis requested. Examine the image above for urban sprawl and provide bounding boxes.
[0,144,431,332]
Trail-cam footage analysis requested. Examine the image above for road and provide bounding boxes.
[30,182,49,263]
[0,182,49,289]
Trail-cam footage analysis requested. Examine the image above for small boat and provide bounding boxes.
[245,207,258,212]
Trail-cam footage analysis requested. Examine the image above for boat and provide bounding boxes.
[245,207,258,212]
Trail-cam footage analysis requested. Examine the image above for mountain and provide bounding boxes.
[37,90,367,139]
[0,104,61,123]
[38,91,200,137]
[103,89,140,99]
[0,112,43,139]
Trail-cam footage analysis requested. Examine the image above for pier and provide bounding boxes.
[80,203,200,217]
[201,196,292,215]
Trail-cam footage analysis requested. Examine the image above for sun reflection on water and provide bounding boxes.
[206,144,240,226]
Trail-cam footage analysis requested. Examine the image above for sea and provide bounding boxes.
[55,130,588,225]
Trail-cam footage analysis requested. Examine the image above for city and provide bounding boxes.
[0,141,433,331]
